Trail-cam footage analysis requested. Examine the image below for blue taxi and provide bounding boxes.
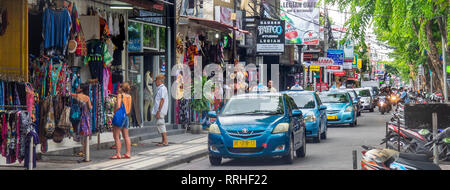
[207,93,306,165]
[319,90,358,127]
[284,91,327,143]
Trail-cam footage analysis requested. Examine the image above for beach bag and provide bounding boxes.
[58,106,72,129]
[112,102,126,127]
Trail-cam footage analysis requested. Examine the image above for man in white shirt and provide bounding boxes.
[152,74,169,146]
[268,80,277,93]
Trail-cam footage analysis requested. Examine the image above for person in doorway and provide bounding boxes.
[110,82,133,159]
[71,84,92,158]
[153,74,169,146]
[268,80,277,93]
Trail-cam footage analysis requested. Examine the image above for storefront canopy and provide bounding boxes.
[186,16,251,35]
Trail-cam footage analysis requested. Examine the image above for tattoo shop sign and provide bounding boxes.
[256,20,285,55]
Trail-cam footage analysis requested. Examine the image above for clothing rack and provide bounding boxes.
[0,108,35,170]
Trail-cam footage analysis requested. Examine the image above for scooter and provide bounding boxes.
[378,97,391,115]
[360,145,441,170]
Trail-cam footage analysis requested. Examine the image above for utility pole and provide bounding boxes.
[232,0,237,65]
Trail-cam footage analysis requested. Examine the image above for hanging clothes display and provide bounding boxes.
[42,7,72,56]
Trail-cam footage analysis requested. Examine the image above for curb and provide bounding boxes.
[144,149,209,170]
[37,129,187,159]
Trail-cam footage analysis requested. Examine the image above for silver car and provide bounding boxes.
[355,88,375,112]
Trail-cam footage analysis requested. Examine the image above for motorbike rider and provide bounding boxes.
[399,87,410,104]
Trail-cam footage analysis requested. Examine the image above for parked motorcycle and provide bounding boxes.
[360,145,441,170]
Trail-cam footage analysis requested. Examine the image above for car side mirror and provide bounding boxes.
[319,105,327,110]
[292,109,303,117]
[208,111,217,118]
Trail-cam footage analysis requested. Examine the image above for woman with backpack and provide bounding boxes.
[71,84,92,158]
[110,82,132,159]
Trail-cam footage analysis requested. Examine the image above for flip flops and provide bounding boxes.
[157,143,169,146]
[122,154,131,159]
[110,154,121,159]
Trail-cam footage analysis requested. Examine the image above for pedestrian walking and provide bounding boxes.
[71,84,92,158]
[110,82,133,159]
[153,74,169,146]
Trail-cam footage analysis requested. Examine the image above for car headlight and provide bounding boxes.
[345,106,354,112]
[209,124,221,134]
[304,115,317,122]
[272,123,289,134]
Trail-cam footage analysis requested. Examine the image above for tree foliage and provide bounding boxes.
[325,0,449,91]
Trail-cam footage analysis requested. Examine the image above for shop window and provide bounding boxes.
[143,24,157,49]
[128,21,142,52]
[159,27,166,51]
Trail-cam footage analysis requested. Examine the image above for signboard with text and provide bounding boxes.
[256,20,285,54]
[280,0,320,45]
[327,49,344,65]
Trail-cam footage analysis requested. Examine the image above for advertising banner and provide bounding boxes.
[311,57,334,66]
[327,49,344,65]
[280,0,320,45]
[375,62,385,75]
[344,40,354,59]
[304,65,320,71]
[256,20,285,54]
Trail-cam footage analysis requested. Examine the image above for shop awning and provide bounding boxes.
[186,16,251,35]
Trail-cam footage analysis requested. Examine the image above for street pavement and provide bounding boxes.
[1,109,449,170]
[167,110,450,170]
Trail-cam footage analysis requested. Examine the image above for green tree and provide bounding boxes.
[324,0,449,92]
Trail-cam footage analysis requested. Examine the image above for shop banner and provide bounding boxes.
[334,71,345,76]
[375,62,385,75]
[326,65,342,72]
[344,40,354,59]
[311,57,334,66]
[316,82,328,91]
[343,61,353,70]
[357,60,362,69]
[280,0,320,45]
[304,65,320,71]
[256,20,285,54]
[327,49,344,65]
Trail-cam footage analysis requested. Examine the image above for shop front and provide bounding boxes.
[0,0,175,169]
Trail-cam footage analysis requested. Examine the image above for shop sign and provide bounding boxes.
[256,20,285,54]
[447,65,450,73]
[334,71,345,76]
[280,0,320,45]
[316,83,328,91]
[357,60,362,69]
[327,49,344,65]
[137,10,163,25]
[343,61,353,69]
[344,40,354,59]
[304,65,320,71]
[326,65,342,72]
[311,57,334,66]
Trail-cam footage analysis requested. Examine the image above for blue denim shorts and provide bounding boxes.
[118,115,129,129]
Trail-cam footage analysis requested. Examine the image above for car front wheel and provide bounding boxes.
[296,133,306,158]
[209,155,222,166]
[282,135,295,164]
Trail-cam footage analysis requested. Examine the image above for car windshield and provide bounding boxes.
[357,90,371,97]
[290,94,316,109]
[220,95,284,116]
[320,93,349,103]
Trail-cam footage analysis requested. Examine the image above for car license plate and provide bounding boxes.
[233,140,256,148]
[327,115,338,120]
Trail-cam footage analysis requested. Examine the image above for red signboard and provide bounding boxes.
[316,82,328,91]
[327,66,341,70]
[334,71,345,76]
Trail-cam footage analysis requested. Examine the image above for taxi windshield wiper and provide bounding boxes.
[241,110,281,115]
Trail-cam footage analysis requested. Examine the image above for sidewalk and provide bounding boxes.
[0,125,209,170]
